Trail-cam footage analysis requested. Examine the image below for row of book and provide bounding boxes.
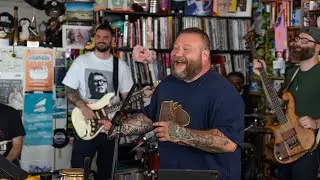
[114,16,176,50]
[112,16,251,51]
[119,50,250,85]
[120,51,171,85]
[264,0,301,28]
[212,54,250,83]
[182,17,251,51]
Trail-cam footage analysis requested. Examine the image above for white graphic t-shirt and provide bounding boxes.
[62,52,134,103]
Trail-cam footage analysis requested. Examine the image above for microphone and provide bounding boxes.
[129,130,155,153]
[107,84,138,137]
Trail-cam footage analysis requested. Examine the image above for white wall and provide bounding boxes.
[0,0,49,24]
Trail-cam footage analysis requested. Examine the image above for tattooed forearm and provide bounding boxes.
[109,113,153,137]
[66,86,87,109]
[168,123,237,153]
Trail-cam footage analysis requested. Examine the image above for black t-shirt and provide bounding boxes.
[0,103,26,159]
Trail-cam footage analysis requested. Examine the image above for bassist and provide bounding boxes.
[253,26,320,180]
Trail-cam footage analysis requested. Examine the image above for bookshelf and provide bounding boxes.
[100,7,253,84]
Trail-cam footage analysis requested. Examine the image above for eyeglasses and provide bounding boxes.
[294,36,318,44]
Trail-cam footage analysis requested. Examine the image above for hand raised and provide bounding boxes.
[252,59,266,76]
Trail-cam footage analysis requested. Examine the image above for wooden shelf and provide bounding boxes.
[116,47,171,52]
[105,10,177,17]
[116,47,251,54]
[211,50,251,54]
[104,10,252,19]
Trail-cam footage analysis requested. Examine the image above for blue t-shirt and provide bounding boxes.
[143,70,244,180]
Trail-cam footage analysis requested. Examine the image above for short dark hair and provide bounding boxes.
[178,27,211,50]
[227,71,245,82]
[95,24,114,36]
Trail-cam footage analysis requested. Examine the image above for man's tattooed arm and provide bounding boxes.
[109,113,153,137]
[168,122,237,153]
[66,86,87,109]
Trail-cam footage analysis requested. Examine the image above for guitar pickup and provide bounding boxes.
[281,128,297,140]
[95,111,101,119]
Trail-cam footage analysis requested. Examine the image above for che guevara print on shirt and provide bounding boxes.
[85,68,114,100]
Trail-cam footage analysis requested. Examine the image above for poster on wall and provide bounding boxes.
[0,79,24,110]
[23,93,53,145]
[0,47,25,110]
[53,50,67,119]
[25,49,54,92]
[0,47,25,73]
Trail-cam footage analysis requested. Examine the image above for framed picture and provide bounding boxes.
[226,0,253,17]
[108,0,131,10]
[62,25,93,49]
[65,2,94,22]
[185,0,213,16]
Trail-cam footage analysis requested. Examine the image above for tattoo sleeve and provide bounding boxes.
[109,113,153,137]
[65,86,87,109]
[168,123,237,153]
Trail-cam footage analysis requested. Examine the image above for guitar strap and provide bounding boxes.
[283,67,320,150]
[283,67,300,93]
[113,56,119,97]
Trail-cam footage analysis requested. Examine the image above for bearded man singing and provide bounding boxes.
[253,26,320,180]
[100,27,245,180]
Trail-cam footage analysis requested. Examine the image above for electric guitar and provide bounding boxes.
[244,30,316,164]
[72,84,157,140]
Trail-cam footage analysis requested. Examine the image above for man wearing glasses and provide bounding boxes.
[88,72,108,99]
[253,26,320,180]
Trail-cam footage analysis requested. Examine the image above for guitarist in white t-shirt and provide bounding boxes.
[62,24,134,180]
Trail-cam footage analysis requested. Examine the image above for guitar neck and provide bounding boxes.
[104,90,144,114]
[258,67,287,123]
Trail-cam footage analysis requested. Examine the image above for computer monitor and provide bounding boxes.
[158,169,219,180]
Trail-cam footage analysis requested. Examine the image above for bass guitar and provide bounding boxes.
[72,85,157,140]
[244,30,316,164]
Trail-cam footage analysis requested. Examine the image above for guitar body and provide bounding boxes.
[72,93,115,140]
[266,91,315,164]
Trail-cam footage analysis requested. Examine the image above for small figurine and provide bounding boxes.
[273,51,286,77]
[19,18,31,41]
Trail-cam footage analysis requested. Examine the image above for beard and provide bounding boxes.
[95,43,111,52]
[171,55,202,80]
[291,44,316,61]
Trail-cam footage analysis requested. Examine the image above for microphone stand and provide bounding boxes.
[109,84,137,180]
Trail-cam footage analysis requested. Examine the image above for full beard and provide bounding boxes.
[171,56,202,81]
[95,43,111,52]
[291,45,316,62]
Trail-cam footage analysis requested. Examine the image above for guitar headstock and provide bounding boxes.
[243,30,258,58]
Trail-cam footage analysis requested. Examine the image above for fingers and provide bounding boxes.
[98,120,112,131]
[158,137,167,141]
[253,59,264,68]
[153,122,168,127]
[299,116,316,129]
[153,126,168,141]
